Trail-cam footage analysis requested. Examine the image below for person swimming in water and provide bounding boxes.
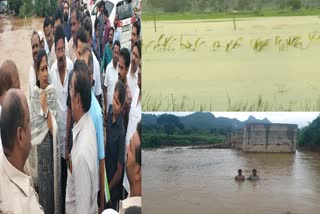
[247,169,260,181]
[235,169,245,181]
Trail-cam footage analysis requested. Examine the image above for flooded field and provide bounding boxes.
[0,15,43,98]
[142,148,320,214]
[143,16,320,111]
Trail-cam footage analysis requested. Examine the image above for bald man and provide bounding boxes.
[0,60,20,154]
[0,89,44,213]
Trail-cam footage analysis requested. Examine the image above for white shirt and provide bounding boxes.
[0,154,44,214]
[28,65,36,101]
[66,112,98,214]
[104,61,118,112]
[127,68,138,96]
[92,51,102,96]
[49,57,73,159]
[123,87,141,192]
[119,196,141,214]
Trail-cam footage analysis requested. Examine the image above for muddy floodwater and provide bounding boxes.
[143,16,320,111]
[142,148,320,214]
[0,16,44,98]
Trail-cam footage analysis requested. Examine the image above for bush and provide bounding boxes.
[8,0,22,15]
[19,0,32,17]
[288,0,301,10]
[35,0,58,17]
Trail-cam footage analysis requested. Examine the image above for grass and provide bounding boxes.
[142,8,320,21]
[142,92,320,112]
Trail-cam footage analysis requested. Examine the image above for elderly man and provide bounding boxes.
[0,60,20,154]
[0,89,44,213]
[119,123,141,214]
[49,25,74,214]
[65,60,98,214]
[28,31,41,100]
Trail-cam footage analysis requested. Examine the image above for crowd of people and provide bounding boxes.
[0,1,141,214]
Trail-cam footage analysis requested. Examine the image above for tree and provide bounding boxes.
[287,0,302,10]
[157,114,184,136]
[35,0,57,17]
[8,0,22,14]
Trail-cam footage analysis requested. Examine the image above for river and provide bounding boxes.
[0,15,43,98]
[142,148,320,214]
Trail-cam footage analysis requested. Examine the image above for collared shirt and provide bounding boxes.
[89,90,104,161]
[49,57,74,159]
[127,68,138,96]
[0,154,44,213]
[119,196,141,214]
[28,65,36,101]
[106,106,125,201]
[104,61,118,112]
[66,112,98,214]
[92,51,102,96]
[123,88,141,192]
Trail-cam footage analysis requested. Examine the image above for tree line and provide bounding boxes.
[8,0,58,17]
[298,115,320,151]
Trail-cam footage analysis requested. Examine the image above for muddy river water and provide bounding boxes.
[143,148,320,214]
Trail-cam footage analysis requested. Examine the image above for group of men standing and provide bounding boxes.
[0,1,142,214]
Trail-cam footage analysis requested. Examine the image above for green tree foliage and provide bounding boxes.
[157,114,184,136]
[19,0,32,17]
[287,0,302,10]
[8,0,22,14]
[298,116,320,150]
[35,0,58,17]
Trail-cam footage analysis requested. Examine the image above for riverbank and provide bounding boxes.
[142,8,320,21]
[142,133,225,148]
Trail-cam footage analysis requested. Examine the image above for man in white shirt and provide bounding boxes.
[68,6,81,63]
[113,13,121,45]
[49,25,74,213]
[66,60,98,214]
[28,31,41,101]
[123,46,141,193]
[0,60,20,154]
[127,40,140,97]
[0,89,44,214]
[50,8,71,68]
[103,40,120,122]
[43,16,54,61]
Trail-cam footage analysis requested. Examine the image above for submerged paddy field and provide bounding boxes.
[142,16,320,111]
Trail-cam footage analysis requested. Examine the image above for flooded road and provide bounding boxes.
[0,16,43,97]
[142,148,320,214]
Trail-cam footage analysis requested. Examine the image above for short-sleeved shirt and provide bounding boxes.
[104,61,118,112]
[0,154,44,213]
[49,57,74,159]
[105,105,125,201]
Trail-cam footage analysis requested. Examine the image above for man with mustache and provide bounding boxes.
[68,6,80,63]
[28,31,41,101]
[62,0,72,41]
[49,25,74,214]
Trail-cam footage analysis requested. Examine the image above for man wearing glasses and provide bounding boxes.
[49,25,74,214]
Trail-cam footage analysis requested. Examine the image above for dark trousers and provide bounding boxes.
[61,157,68,214]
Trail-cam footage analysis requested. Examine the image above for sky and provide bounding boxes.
[144,112,320,128]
